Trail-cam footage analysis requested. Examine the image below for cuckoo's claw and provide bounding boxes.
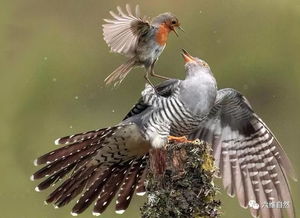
[168,136,193,143]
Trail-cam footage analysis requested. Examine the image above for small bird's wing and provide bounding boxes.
[103,4,150,57]
[188,88,296,218]
[123,79,180,120]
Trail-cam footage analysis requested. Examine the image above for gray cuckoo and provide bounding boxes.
[31,50,296,218]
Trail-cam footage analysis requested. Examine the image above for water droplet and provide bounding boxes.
[52,78,57,82]
[70,125,73,129]
[44,57,48,61]
[75,96,79,100]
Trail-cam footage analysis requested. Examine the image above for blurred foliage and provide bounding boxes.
[1,0,299,217]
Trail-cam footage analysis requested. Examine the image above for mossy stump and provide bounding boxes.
[140,140,221,218]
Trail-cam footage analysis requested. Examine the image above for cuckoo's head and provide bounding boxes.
[181,49,211,76]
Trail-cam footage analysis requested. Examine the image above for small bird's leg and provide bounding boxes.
[144,71,156,89]
[149,60,171,80]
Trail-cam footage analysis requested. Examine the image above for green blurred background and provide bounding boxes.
[1,0,299,217]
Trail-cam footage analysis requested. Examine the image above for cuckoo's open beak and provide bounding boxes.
[181,49,195,63]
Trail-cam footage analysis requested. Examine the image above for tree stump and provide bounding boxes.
[140,140,221,218]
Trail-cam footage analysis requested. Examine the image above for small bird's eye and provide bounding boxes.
[171,20,177,24]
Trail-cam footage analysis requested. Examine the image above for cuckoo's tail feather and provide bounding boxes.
[34,127,118,166]
[115,155,148,213]
[73,165,126,215]
[135,166,147,195]
[92,166,128,215]
[53,164,99,208]
[54,127,109,145]
[31,123,149,215]
[104,58,135,86]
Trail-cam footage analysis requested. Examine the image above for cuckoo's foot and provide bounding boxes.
[168,136,193,143]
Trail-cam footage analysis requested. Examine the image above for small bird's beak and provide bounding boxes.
[172,26,184,37]
[181,49,195,63]
[172,28,179,37]
[178,26,185,32]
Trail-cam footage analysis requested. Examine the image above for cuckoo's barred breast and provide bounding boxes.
[143,85,205,137]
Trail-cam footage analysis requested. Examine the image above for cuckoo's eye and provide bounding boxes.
[200,61,208,67]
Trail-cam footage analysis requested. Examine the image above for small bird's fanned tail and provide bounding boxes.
[104,58,136,86]
[31,123,149,215]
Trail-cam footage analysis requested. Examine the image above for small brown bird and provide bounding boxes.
[102,4,182,86]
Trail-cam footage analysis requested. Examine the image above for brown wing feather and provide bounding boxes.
[102,4,150,57]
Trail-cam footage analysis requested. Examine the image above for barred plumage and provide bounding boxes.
[32,50,295,218]
[188,88,296,218]
[142,83,205,138]
[32,123,150,216]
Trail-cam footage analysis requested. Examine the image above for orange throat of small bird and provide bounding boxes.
[155,23,172,46]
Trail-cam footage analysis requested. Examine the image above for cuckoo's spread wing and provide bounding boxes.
[103,4,150,57]
[123,79,180,120]
[188,88,296,218]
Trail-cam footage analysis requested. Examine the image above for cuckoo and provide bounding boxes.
[31,50,296,218]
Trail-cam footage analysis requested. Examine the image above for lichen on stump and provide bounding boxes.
[140,140,221,218]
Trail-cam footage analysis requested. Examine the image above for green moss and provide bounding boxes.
[141,141,221,218]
